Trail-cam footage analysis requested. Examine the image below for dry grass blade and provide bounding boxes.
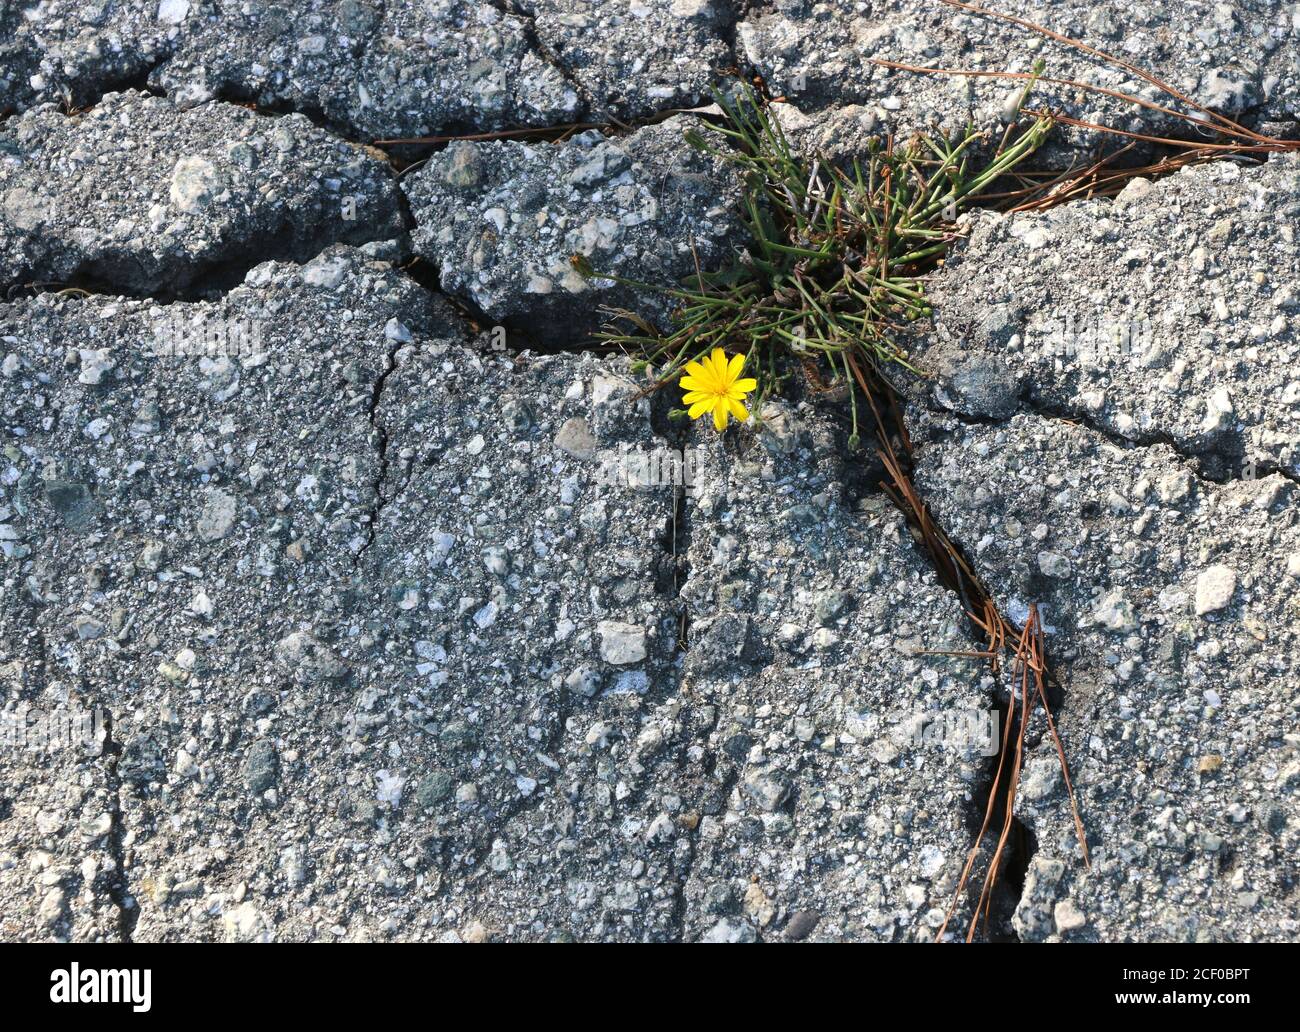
[936,668,1016,942]
[1019,109,1277,153]
[1027,613,1090,870]
[931,604,1090,942]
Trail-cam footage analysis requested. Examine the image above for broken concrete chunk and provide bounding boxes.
[910,155,1300,480]
[916,409,1300,941]
[149,1,579,140]
[404,117,744,346]
[0,92,403,297]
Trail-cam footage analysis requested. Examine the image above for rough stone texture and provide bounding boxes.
[0,249,1006,939]
[6,2,1296,150]
[0,91,403,297]
[771,100,907,167]
[41,1,736,140]
[2,1,1298,946]
[150,1,581,141]
[0,247,445,940]
[675,404,993,942]
[339,346,689,942]
[521,0,735,121]
[0,246,706,940]
[914,410,1300,942]
[404,116,744,346]
[739,1,1299,142]
[0,1,183,115]
[0,611,120,943]
[905,155,1300,481]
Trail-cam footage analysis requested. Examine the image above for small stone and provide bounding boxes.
[585,721,615,748]
[1037,551,1071,578]
[597,621,647,665]
[196,488,238,541]
[1113,177,1154,207]
[274,631,347,683]
[564,664,603,698]
[918,844,946,878]
[157,0,191,26]
[783,911,821,941]
[414,771,454,809]
[302,256,348,289]
[383,318,412,343]
[242,739,279,794]
[1054,900,1087,932]
[138,541,166,571]
[1092,589,1137,632]
[813,589,853,626]
[44,480,98,529]
[461,920,489,943]
[700,917,757,943]
[72,615,107,640]
[77,348,116,385]
[1201,387,1235,435]
[741,770,791,813]
[1020,756,1061,801]
[170,155,224,213]
[472,601,499,629]
[554,418,599,460]
[375,771,405,808]
[174,750,198,779]
[935,351,1022,418]
[1195,564,1237,616]
[440,143,482,188]
[222,903,273,943]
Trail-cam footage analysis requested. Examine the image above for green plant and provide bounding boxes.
[577,76,1052,445]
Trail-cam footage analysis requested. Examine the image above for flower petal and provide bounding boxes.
[681,390,712,405]
[683,360,707,379]
[688,399,713,419]
[727,397,750,423]
[712,402,728,432]
[730,377,758,394]
[727,352,746,381]
[679,375,706,390]
[710,348,728,377]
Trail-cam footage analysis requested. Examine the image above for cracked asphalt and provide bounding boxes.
[0,1,1297,943]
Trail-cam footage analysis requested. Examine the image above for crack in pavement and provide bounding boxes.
[97,706,138,943]
[351,334,407,569]
[1016,395,1300,488]
[925,391,1300,489]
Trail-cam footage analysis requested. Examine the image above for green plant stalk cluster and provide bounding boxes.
[580,74,1051,443]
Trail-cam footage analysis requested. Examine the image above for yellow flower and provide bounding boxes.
[680,348,758,432]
